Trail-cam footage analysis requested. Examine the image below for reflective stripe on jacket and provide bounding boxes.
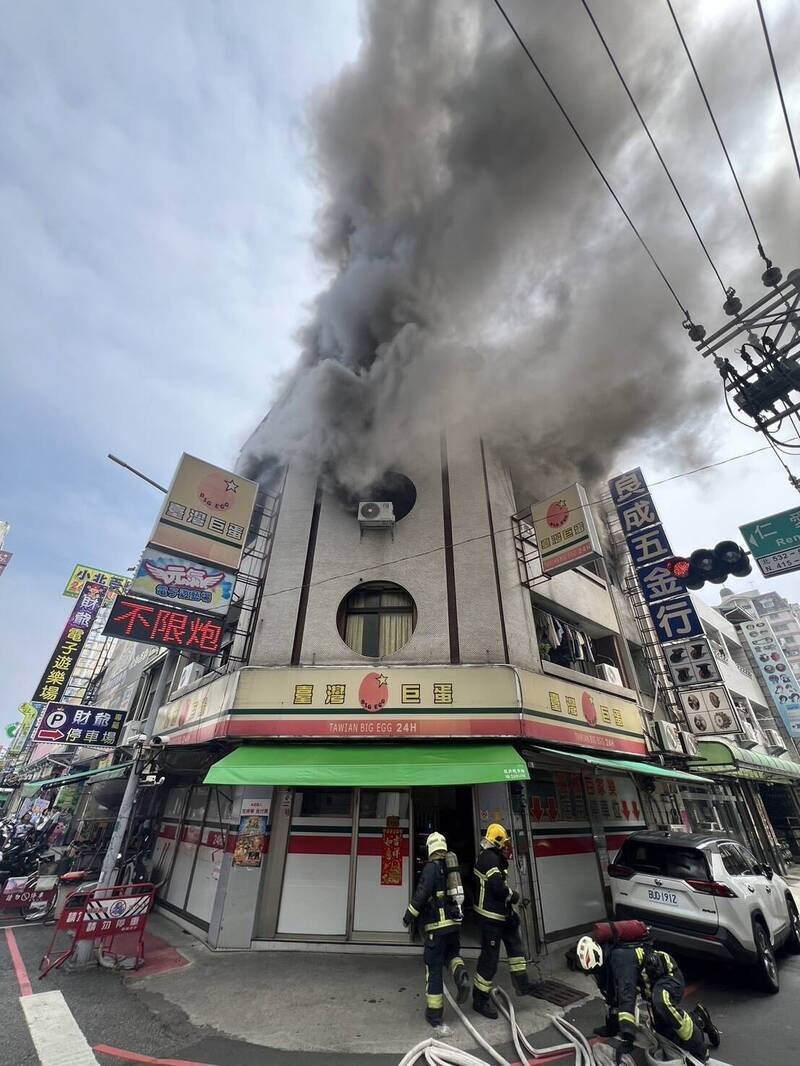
[406,858,460,933]
[473,846,511,922]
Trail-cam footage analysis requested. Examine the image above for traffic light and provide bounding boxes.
[666,541,752,591]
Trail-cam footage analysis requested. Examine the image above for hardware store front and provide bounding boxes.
[688,740,800,873]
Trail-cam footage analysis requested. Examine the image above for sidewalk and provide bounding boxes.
[128,914,599,1059]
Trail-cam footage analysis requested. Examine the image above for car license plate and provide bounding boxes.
[647,888,678,905]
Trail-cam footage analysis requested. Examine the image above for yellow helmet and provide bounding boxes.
[426,831,448,858]
[485,823,511,849]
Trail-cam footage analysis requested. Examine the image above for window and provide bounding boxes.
[719,843,750,877]
[337,582,416,657]
[616,841,710,880]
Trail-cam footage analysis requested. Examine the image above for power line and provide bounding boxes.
[490,0,690,318]
[258,438,795,602]
[756,0,800,185]
[665,0,763,250]
[581,0,728,296]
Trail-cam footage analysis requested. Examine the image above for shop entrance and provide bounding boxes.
[412,786,479,944]
[257,785,479,944]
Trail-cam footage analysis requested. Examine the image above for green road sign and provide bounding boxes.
[740,507,800,576]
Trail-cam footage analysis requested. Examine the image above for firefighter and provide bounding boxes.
[472,823,538,1018]
[575,934,720,1062]
[402,831,470,1027]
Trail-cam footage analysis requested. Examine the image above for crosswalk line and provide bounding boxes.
[21,989,100,1066]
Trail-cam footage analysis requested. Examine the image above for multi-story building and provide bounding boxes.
[92,427,711,954]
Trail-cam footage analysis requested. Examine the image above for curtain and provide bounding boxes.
[379,611,412,656]
[345,612,366,653]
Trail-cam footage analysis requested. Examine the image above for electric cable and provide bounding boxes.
[255,435,799,604]
[756,0,800,185]
[581,0,728,296]
[665,0,764,250]
[490,0,690,318]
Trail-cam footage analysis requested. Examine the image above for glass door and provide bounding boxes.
[276,788,353,937]
[350,789,410,938]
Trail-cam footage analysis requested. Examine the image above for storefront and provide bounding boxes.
[150,662,706,952]
[687,740,800,872]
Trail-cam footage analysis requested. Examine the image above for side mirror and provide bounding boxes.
[762,864,774,881]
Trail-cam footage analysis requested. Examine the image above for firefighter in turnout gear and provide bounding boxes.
[403,832,470,1027]
[472,823,538,1018]
[575,935,720,1062]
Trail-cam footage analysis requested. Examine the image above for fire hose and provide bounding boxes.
[398,986,736,1066]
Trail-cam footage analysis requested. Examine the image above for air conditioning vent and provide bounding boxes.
[358,501,395,530]
[679,730,698,757]
[176,663,205,692]
[596,663,623,686]
[738,722,761,749]
[763,728,788,754]
[655,720,683,754]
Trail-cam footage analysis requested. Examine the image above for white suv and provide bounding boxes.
[609,831,800,992]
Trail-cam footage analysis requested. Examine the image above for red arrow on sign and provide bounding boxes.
[621,800,630,820]
[37,729,65,741]
[546,797,558,820]
[632,801,640,820]
[531,796,543,821]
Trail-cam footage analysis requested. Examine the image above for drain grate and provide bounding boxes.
[527,979,588,1006]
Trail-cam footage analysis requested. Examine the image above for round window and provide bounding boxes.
[337,582,417,657]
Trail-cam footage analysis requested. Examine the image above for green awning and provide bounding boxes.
[529,746,713,784]
[26,762,133,792]
[689,740,800,782]
[204,743,529,788]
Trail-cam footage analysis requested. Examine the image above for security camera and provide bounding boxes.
[149,735,165,747]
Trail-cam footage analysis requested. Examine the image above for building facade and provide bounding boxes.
[92,427,718,955]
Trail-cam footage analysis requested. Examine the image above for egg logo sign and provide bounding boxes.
[581,691,598,727]
[546,499,570,528]
[359,672,389,712]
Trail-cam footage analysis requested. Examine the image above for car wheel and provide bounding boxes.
[753,920,780,993]
[785,897,800,954]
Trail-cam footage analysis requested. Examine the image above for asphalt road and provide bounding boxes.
[1,921,797,1066]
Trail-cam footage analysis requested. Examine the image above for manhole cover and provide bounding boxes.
[527,979,587,1006]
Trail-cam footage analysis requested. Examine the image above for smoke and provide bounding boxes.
[240,0,798,498]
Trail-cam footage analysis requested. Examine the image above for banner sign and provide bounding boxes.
[531,483,603,577]
[740,506,800,577]
[130,545,234,616]
[104,593,224,655]
[679,687,740,736]
[150,454,258,571]
[63,564,129,599]
[380,824,404,886]
[233,814,268,868]
[740,619,800,736]
[7,702,43,754]
[0,550,12,578]
[609,468,703,644]
[664,637,722,688]
[32,582,105,703]
[33,704,125,747]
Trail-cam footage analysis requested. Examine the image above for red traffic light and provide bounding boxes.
[666,557,691,578]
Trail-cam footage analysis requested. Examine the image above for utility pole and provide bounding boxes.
[70,453,171,968]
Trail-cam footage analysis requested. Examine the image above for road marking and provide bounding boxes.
[4,927,33,996]
[21,989,100,1065]
[94,1046,217,1065]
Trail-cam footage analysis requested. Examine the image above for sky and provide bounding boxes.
[1,0,799,735]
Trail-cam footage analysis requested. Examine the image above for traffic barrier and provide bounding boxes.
[39,881,155,978]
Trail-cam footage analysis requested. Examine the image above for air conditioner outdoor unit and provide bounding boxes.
[679,730,698,757]
[596,663,623,686]
[763,728,788,754]
[358,501,395,531]
[177,663,205,691]
[656,720,683,755]
[738,722,761,749]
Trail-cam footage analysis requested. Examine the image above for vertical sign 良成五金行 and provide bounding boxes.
[32,582,105,704]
